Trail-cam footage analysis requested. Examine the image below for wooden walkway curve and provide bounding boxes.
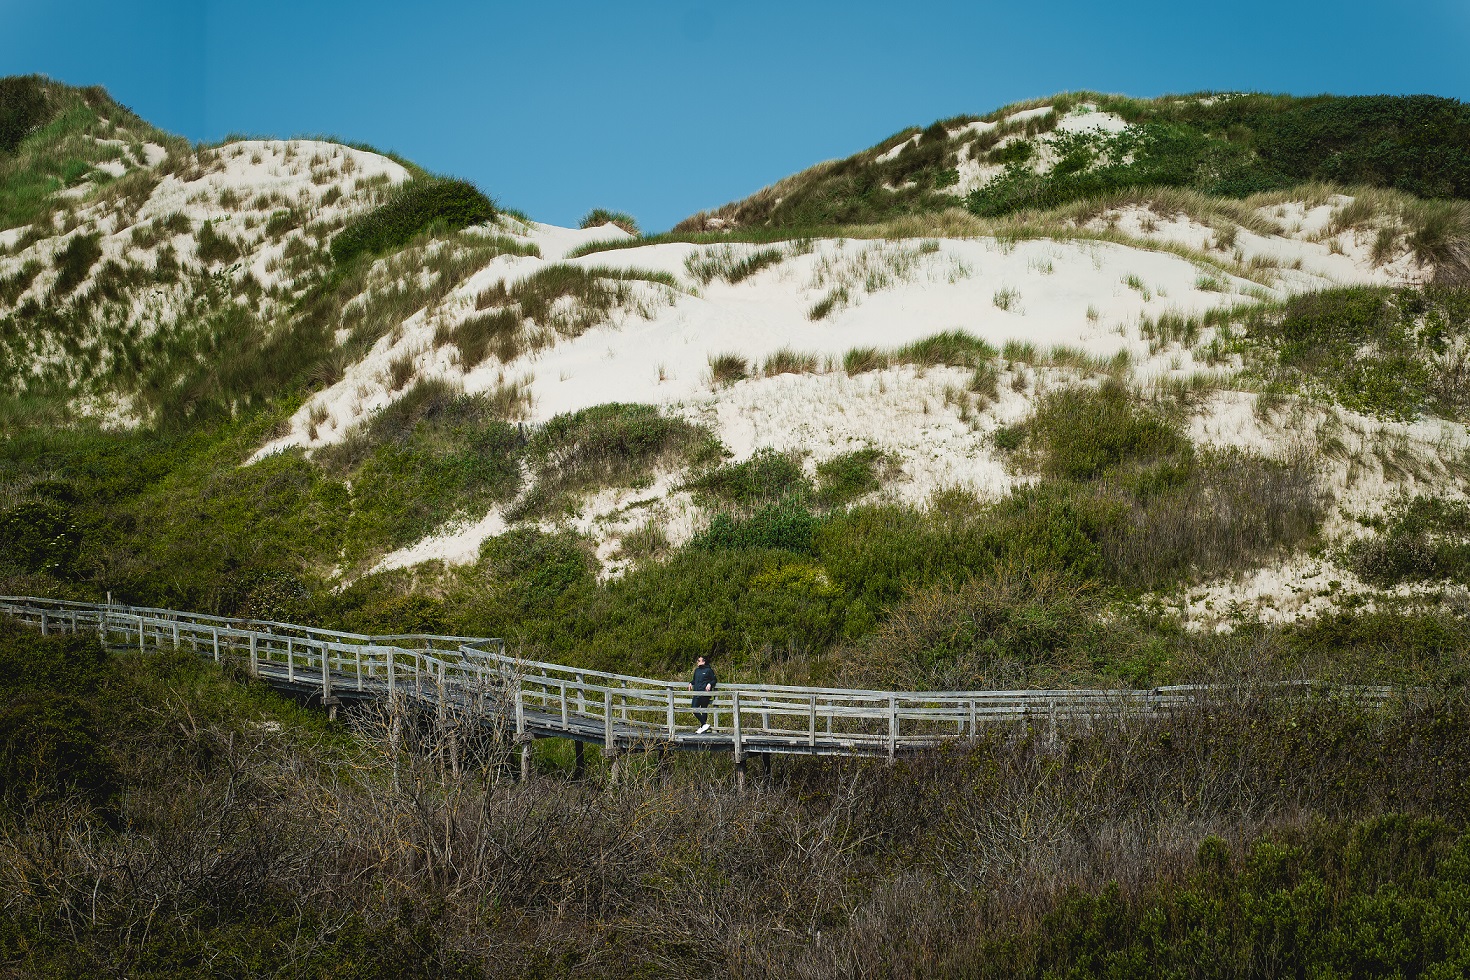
[1,596,1398,781]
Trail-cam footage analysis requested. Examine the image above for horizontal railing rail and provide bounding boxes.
[0,595,1405,760]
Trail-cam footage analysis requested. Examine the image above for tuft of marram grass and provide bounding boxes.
[762,347,820,376]
[708,352,750,386]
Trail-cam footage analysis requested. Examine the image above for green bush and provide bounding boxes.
[330,178,496,265]
[686,448,811,508]
[195,219,240,265]
[844,563,1104,689]
[815,448,888,508]
[1237,286,1470,419]
[1256,95,1470,199]
[694,499,820,554]
[0,500,81,576]
[1345,496,1470,586]
[52,232,102,295]
[0,75,49,154]
[966,94,1470,220]
[1027,379,1189,480]
[515,403,717,518]
[579,208,639,235]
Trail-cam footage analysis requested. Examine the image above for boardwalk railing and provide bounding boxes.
[1,595,1400,766]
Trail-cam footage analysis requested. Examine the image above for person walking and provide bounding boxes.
[689,654,717,734]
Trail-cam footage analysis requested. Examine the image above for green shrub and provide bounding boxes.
[686,448,811,508]
[1237,285,1470,419]
[0,75,50,154]
[815,447,888,508]
[515,403,717,518]
[52,232,102,295]
[1345,496,1470,586]
[1028,379,1189,480]
[195,219,239,265]
[694,499,820,554]
[579,208,639,235]
[335,385,523,559]
[843,563,1103,689]
[330,178,496,265]
[0,499,81,576]
[0,692,114,809]
[1256,95,1470,199]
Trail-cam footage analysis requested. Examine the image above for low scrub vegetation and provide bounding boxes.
[329,177,496,265]
[511,403,719,520]
[578,207,639,235]
[1232,285,1470,420]
[472,264,677,354]
[4,618,1470,977]
[1344,495,1470,586]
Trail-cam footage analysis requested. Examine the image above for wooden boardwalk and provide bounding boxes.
[1,596,1397,781]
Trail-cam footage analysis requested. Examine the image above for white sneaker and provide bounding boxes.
[696,724,711,734]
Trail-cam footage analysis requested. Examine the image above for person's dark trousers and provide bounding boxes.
[693,695,711,726]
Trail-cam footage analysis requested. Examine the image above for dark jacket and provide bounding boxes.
[692,664,717,692]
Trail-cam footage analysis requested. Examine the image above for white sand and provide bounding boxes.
[333,203,1426,580]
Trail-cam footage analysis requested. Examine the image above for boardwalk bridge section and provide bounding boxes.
[1,596,1395,783]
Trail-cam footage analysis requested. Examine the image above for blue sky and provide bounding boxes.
[4,0,1469,230]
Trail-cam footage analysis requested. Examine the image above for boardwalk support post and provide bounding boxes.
[732,690,745,791]
[604,689,618,786]
[888,695,898,763]
[573,740,585,779]
[520,740,533,782]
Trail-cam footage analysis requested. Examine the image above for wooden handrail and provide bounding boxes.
[0,596,1407,760]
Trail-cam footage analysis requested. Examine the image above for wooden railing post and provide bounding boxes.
[732,690,746,790]
[561,681,569,728]
[212,628,220,663]
[732,690,743,761]
[809,694,817,751]
[248,634,258,678]
[321,642,332,712]
[603,688,616,780]
[437,660,447,729]
[888,695,898,762]
[666,688,675,737]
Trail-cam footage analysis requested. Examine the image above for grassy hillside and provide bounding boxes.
[6,76,1470,977]
[675,92,1470,248]
[1,78,1468,689]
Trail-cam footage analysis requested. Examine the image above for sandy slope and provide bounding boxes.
[251,191,1438,601]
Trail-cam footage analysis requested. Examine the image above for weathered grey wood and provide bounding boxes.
[732,690,743,763]
[603,689,614,753]
[0,596,1408,765]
